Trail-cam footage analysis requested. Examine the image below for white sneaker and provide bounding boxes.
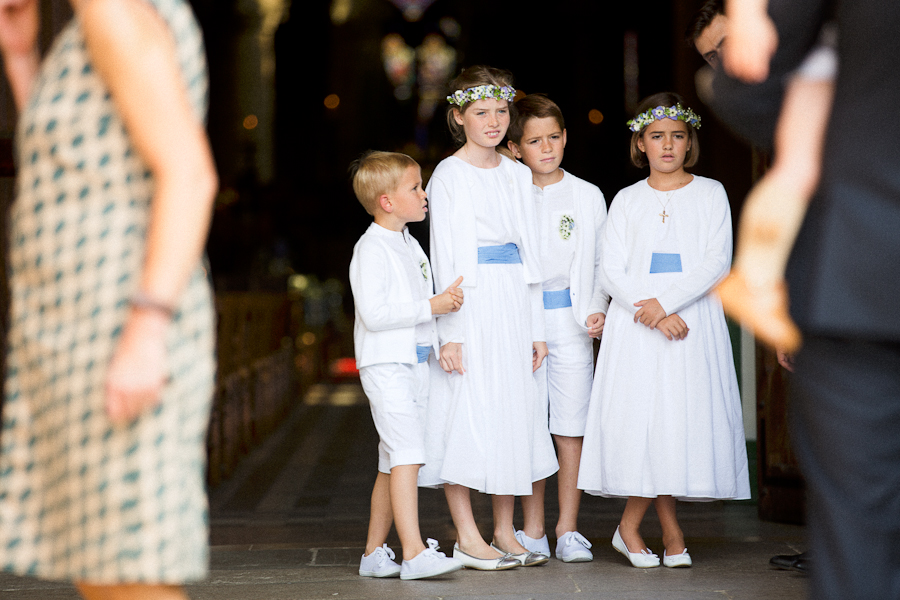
[359,544,401,578]
[515,529,551,556]
[555,531,593,563]
[400,539,464,580]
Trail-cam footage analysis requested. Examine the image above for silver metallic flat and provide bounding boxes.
[490,542,550,567]
[453,544,521,571]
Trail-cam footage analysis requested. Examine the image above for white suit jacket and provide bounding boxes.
[563,172,611,329]
[350,223,438,369]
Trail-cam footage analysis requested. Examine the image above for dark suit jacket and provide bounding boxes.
[709,0,900,341]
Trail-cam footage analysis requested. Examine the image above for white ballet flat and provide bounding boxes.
[453,543,521,571]
[611,527,660,568]
[663,548,692,568]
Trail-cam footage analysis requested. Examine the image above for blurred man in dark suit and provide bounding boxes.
[708,1,900,598]
[686,0,811,575]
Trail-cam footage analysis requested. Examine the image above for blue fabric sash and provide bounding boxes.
[416,345,431,363]
[543,289,572,310]
[477,243,522,264]
[650,252,683,273]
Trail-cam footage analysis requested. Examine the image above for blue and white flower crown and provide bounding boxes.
[627,104,701,132]
[446,84,516,107]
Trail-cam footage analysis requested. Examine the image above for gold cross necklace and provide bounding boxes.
[651,188,675,223]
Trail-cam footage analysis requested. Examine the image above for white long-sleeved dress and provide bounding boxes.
[421,155,558,495]
[578,176,751,501]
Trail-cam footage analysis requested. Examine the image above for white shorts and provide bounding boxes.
[535,307,594,437]
[359,362,428,474]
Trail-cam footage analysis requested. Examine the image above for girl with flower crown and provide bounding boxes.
[578,91,750,568]
[420,65,558,571]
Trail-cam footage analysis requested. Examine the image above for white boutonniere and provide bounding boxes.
[420,260,429,281]
[559,214,575,240]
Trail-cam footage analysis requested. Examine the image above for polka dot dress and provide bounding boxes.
[0,0,215,583]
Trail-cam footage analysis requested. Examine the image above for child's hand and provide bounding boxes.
[723,4,778,83]
[533,341,548,372]
[634,298,666,329]
[586,312,606,339]
[657,314,689,341]
[439,341,465,374]
[430,276,464,315]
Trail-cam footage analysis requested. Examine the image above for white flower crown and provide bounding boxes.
[627,104,701,133]
[446,84,516,107]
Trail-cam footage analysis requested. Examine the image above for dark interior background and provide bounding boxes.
[1,0,753,304]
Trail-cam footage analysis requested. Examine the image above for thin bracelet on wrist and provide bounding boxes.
[130,291,176,318]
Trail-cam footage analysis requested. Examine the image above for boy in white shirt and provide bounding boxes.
[349,150,465,580]
[506,95,610,562]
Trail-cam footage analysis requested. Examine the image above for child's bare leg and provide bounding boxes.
[554,435,584,537]
[654,495,686,555]
[520,480,546,539]
[619,496,654,552]
[444,483,498,559]
[718,77,834,351]
[492,495,529,554]
[389,464,427,560]
[364,472,393,556]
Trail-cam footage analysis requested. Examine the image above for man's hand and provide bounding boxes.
[777,348,795,372]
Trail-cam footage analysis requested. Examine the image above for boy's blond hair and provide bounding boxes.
[349,151,418,216]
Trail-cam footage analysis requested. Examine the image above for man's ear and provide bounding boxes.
[378,194,392,213]
[507,140,522,159]
[561,128,568,149]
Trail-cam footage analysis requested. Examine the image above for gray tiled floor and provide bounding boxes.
[0,383,808,599]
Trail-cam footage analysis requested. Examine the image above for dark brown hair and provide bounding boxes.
[684,0,724,46]
[629,92,700,169]
[445,65,516,146]
[507,94,565,145]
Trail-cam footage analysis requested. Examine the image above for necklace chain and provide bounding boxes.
[651,187,675,223]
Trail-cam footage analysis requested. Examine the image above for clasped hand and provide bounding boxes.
[634,298,688,341]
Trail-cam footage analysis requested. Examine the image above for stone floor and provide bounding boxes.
[0,382,808,599]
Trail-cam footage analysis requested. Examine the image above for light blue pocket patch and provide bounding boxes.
[650,253,682,273]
